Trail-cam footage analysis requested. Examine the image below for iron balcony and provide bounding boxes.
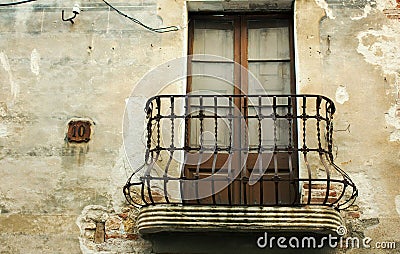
[124,94,357,210]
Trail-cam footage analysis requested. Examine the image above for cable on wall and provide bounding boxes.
[102,0,179,33]
[0,0,36,6]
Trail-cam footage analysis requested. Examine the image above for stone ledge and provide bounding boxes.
[137,205,343,235]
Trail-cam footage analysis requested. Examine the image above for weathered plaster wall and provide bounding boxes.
[296,0,400,250]
[0,0,185,253]
[0,0,399,253]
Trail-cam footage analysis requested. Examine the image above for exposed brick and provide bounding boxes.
[383,9,400,19]
[118,213,129,220]
[123,218,136,233]
[105,216,122,231]
[383,0,400,19]
[302,183,338,190]
[105,233,139,240]
[302,197,338,204]
[346,211,361,219]
[303,189,338,197]
[126,234,139,240]
[143,190,165,203]
[301,183,342,204]
[105,233,123,239]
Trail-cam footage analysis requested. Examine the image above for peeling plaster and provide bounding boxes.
[315,0,397,21]
[76,205,151,253]
[351,4,372,20]
[0,51,19,105]
[385,105,400,141]
[396,195,400,216]
[351,171,380,217]
[30,49,40,76]
[357,25,400,141]
[315,0,335,19]
[357,25,400,75]
[0,52,10,72]
[76,205,110,254]
[0,124,7,138]
[335,86,349,104]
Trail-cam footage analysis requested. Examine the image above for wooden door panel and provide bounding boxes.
[184,166,242,205]
[246,173,298,205]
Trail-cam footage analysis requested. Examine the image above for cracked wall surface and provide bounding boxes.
[0,0,399,253]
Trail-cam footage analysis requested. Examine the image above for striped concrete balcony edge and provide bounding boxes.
[137,205,344,235]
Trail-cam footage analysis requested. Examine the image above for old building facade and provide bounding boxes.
[0,0,399,253]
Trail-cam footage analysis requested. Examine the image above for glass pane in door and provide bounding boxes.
[247,19,291,149]
[248,19,290,60]
[190,19,235,148]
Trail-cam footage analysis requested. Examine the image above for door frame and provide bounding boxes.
[184,13,299,205]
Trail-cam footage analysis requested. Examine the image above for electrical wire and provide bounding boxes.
[1,0,180,33]
[102,0,179,33]
[0,0,36,6]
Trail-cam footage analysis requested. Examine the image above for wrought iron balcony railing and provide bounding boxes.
[124,94,357,210]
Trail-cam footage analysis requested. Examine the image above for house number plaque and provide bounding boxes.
[67,120,91,143]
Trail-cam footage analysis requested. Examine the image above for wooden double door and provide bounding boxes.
[184,14,298,205]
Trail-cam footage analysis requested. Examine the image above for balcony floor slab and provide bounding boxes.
[137,205,344,235]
